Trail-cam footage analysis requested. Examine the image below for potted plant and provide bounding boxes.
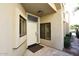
[64,33,71,48]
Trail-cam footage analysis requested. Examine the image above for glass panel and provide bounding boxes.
[28,15,38,22]
[45,23,51,40]
[40,23,51,40]
[40,24,45,39]
[19,15,26,37]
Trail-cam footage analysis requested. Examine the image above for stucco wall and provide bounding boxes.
[63,21,69,36]
[40,9,64,50]
[0,3,27,56]
[63,11,69,36]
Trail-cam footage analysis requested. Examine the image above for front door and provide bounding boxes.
[27,15,38,46]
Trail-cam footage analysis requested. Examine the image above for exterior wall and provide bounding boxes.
[63,11,69,36]
[0,3,27,56]
[40,9,64,50]
[63,21,69,36]
[12,4,27,56]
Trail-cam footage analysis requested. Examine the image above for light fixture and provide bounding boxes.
[37,10,43,15]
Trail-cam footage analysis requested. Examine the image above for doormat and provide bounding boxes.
[27,44,44,53]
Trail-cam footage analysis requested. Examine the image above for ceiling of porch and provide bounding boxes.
[21,3,57,17]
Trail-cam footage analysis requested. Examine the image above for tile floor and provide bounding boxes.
[24,44,72,56]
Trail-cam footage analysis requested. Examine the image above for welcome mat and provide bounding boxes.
[27,44,44,53]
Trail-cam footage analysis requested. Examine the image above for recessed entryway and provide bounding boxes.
[27,14,39,46]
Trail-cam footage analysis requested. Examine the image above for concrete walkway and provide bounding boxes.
[64,34,79,56]
[24,44,72,56]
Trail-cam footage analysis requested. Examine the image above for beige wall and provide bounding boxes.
[40,9,64,50]
[0,3,27,56]
[63,21,69,36]
[63,11,69,36]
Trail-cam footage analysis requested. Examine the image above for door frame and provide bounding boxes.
[26,13,40,47]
